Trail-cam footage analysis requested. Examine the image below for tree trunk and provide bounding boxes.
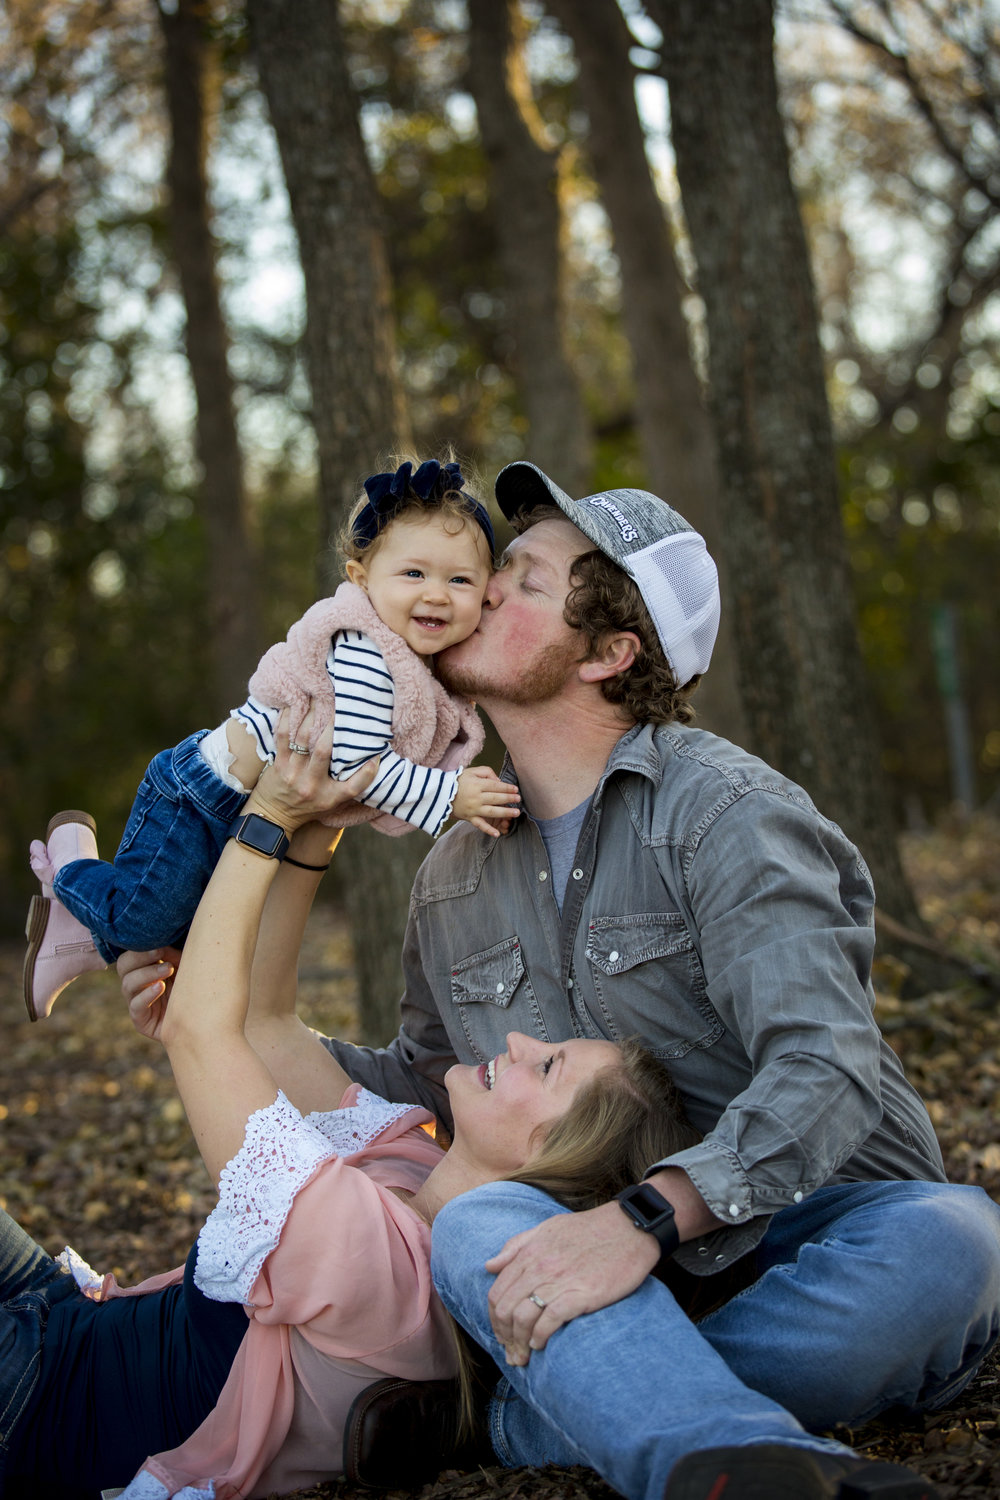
[158,0,260,713]
[246,0,408,537]
[247,0,425,1044]
[543,0,745,745]
[466,0,591,497]
[651,0,949,987]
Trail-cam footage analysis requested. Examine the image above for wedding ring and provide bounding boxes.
[528,1292,547,1310]
[288,742,310,755]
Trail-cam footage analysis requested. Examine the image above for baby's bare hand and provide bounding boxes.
[452,767,520,837]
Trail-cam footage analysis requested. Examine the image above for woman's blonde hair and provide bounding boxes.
[507,1037,698,1206]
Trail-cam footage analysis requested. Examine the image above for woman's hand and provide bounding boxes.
[117,946,182,1042]
[244,708,378,835]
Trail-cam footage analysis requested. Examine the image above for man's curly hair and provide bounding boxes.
[518,505,700,726]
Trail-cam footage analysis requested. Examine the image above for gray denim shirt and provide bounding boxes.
[325,724,946,1274]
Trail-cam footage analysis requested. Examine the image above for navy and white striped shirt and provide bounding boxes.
[233,630,459,836]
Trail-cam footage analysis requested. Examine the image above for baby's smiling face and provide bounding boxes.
[346,512,492,657]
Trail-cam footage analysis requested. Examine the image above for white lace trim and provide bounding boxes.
[194,1088,416,1306]
[305,1087,415,1155]
[194,1090,330,1306]
[57,1244,103,1297]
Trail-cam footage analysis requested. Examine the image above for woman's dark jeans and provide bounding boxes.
[0,1208,79,1485]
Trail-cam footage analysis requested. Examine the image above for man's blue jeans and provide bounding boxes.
[432,1179,1000,1500]
[53,731,247,962]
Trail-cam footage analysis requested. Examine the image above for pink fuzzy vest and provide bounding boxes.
[247,581,484,835]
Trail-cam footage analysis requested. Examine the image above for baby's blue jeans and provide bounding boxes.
[432,1178,1000,1500]
[53,731,247,961]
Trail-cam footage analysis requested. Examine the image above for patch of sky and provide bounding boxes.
[619,0,661,50]
[210,92,305,338]
[634,72,677,205]
[522,3,577,86]
[838,195,942,353]
[445,91,477,141]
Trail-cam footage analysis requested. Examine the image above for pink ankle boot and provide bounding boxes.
[45,809,100,871]
[24,811,108,1022]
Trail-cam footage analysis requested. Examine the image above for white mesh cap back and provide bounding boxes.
[627,532,720,686]
[493,463,722,686]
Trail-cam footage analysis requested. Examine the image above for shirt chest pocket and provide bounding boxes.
[585,914,723,1059]
[449,937,546,1060]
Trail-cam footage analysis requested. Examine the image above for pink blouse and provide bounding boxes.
[100,1085,457,1500]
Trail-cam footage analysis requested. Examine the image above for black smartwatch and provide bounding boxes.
[227,811,290,862]
[615,1182,680,1261]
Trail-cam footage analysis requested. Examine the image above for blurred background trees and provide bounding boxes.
[2,0,998,1022]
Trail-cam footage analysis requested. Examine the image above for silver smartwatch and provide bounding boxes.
[227,811,290,862]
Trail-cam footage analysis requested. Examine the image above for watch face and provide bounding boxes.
[239,814,286,856]
[621,1183,674,1228]
[617,1183,679,1259]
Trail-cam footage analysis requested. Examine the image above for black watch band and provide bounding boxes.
[615,1182,680,1261]
[227,811,290,862]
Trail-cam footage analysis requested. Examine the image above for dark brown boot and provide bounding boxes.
[343,1376,494,1488]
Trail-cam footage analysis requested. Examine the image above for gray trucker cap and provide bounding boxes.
[494,461,721,686]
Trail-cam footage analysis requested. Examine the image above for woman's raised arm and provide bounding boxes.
[158,713,374,1184]
[242,818,358,1115]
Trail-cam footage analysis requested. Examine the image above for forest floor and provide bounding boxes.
[0,814,998,1498]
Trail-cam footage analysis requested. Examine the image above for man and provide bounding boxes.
[126,463,1000,1500]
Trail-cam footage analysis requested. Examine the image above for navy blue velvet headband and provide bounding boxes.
[353,460,495,555]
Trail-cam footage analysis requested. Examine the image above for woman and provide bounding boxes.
[1,714,695,1499]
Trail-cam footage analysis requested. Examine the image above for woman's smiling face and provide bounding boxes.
[446,1031,623,1174]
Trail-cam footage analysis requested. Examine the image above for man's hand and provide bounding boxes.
[485,1199,660,1364]
[117,946,181,1042]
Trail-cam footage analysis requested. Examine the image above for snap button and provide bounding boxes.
[715,1253,726,1263]
[697,1245,709,1256]
[567,978,574,989]
[495,982,505,994]
[572,868,583,880]
[538,870,548,881]
[793,1191,804,1203]
[608,949,619,962]
[728,1204,740,1218]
